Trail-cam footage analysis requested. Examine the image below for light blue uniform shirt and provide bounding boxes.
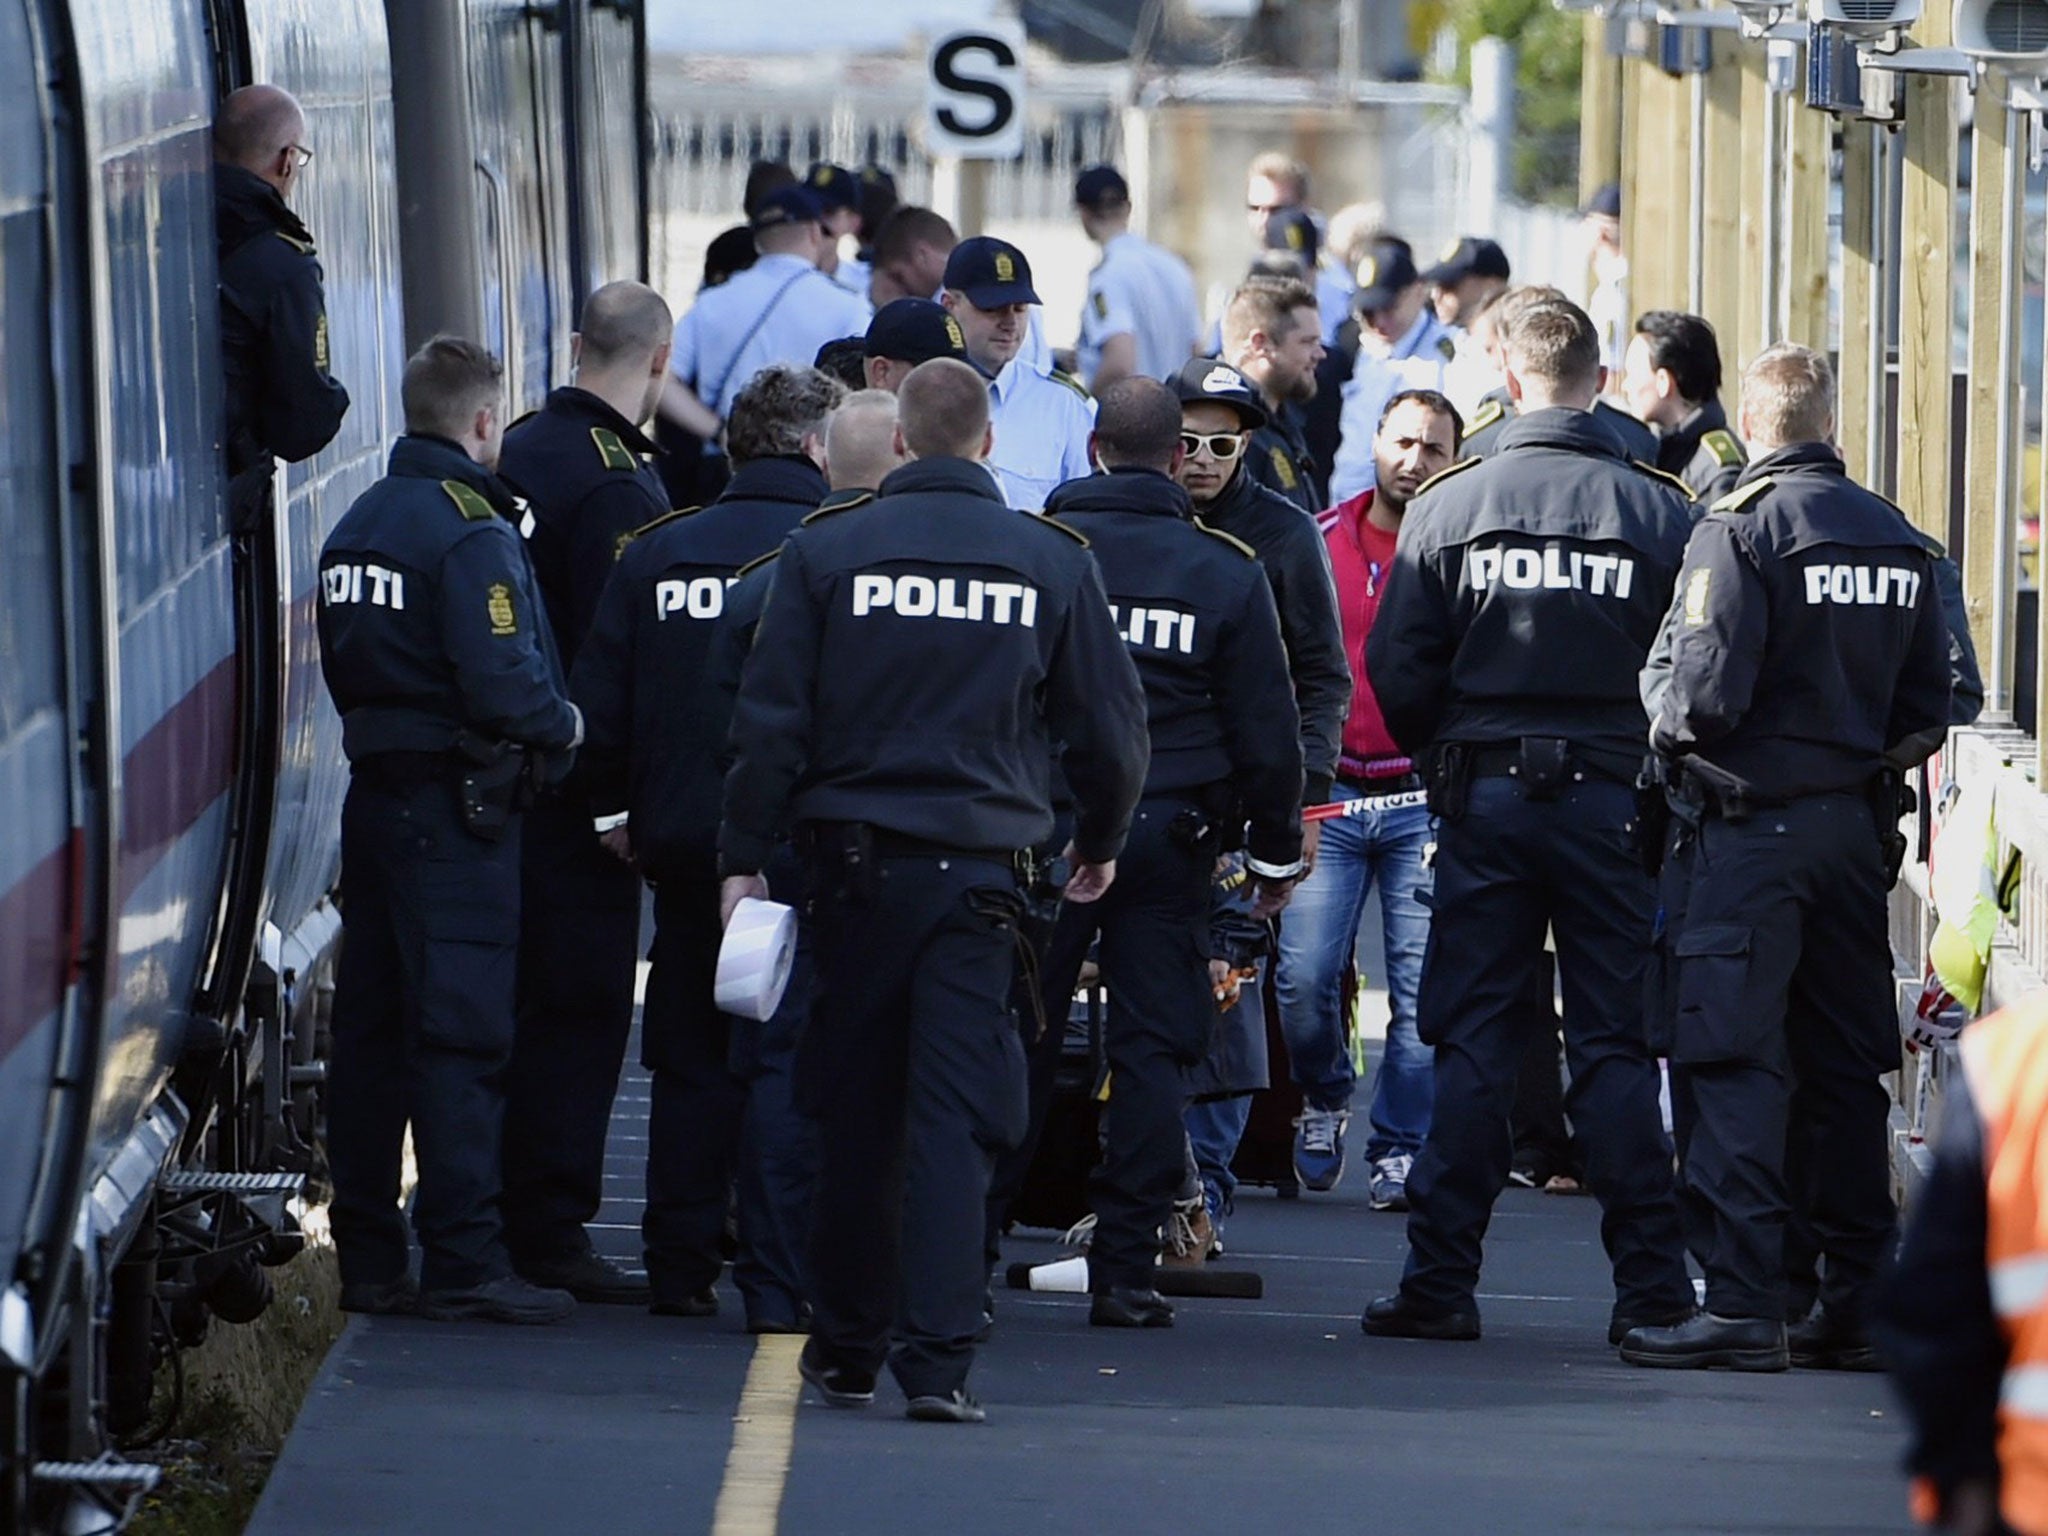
[829,253,870,301]
[1315,263,1355,345]
[986,355,1096,510]
[672,252,872,418]
[1077,232,1202,385]
[1328,309,1459,501]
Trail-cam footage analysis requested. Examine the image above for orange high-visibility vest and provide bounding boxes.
[1957,998,2048,1535]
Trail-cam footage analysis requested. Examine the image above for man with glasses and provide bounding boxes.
[1169,357,1350,1238]
[214,84,350,493]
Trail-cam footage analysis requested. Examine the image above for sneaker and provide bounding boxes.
[905,1389,986,1424]
[1159,1197,1216,1268]
[1060,1212,1098,1251]
[798,1344,876,1408]
[1293,1107,1351,1192]
[1368,1155,1413,1212]
[419,1274,575,1325]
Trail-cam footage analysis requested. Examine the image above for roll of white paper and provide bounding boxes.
[714,897,797,1022]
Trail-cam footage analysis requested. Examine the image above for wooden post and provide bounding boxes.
[1735,47,1771,367]
[1700,33,1745,378]
[1837,118,1879,488]
[1581,15,1621,205]
[1965,83,2019,715]
[1783,101,1830,350]
[1618,57,1645,311]
[1896,38,1957,544]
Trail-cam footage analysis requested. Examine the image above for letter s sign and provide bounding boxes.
[925,23,1026,160]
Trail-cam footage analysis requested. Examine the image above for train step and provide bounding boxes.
[31,1459,161,1493]
[158,1170,304,1198]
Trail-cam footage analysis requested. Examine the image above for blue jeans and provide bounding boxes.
[1274,789,1433,1161]
[1185,1088,1254,1225]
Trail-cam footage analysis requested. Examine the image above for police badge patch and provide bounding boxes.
[487,582,518,636]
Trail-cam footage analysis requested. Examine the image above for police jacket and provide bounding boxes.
[216,163,350,474]
[1190,465,1351,805]
[1459,387,1659,466]
[719,456,1149,874]
[318,434,578,761]
[1655,397,1747,504]
[499,387,669,672]
[1650,443,1951,800]
[1367,407,1694,765]
[571,455,828,880]
[1246,403,1324,516]
[1045,468,1304,872]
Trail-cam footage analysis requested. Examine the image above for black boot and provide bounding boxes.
[1090,1286,1174,1328]
[1361,1292,1481,1341]
[1788,1304,1879,1371]
[1618,1312,1788,1371]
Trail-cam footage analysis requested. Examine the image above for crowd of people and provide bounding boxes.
[215,82,2019,1519]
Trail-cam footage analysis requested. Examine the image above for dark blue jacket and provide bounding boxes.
[318,434,577,759]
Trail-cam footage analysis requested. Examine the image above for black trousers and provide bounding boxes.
[1509,953,1578,1182]
[1035,802,1214,1291]
[501,793,642,1267]
[1665,793,1900,1325]
[1402,775,1691,1319]
[803,849,1026,1399]
[327,775,521,1292]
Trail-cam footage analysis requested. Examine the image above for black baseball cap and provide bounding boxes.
[1423,235,1511,287]
[1264,207,1320,266]
[1074,164,1130,207]
[751,185,825,231]
[805,163,859,212]
[864,298,968,364]
[943,236,1041,307]
[1172,357,1268,432]
[1354,240,1421,314]
[1581,181,1622,220]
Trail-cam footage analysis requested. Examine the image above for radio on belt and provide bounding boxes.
[715,897,798,1021]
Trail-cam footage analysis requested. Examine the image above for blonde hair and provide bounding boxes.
[1740,344,1834,447]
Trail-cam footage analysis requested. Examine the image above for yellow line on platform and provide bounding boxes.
[709,1333,805,1536]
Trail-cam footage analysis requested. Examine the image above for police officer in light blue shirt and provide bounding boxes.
[667,186,872,439]
[940,236,1095,509]
[1329,241,1458,501]
[805,164,869,300]
[1073,165,1203,392]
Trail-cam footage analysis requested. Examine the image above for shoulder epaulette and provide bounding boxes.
[1630,460,1696,498]
[1413,457,1481,497]
[1048,368,1090,401]
[591,426,639,472]
[1708,477,1775,514]
[441,479,499,522]
[1864,487,1938,548]
[1031,514,1090,546]
[1464,398,1505,435]
[1435,334,1457,362]
[627,504,700,541]
[274,230,315,256]
[1700,428,1745,467]
[1267,445,1300,490]
[801,491,873,526]
[734,549,782,579]
[1194,521,1257,559]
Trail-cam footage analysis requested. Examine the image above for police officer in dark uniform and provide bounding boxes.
[1458,287,1658,466]
[1031,379,1305,1328]
[317,337,580,1325]
[1223,275,1329,515]
[719,358,1147,1421]
[213,84,350,487]
[1621,309,1748,503]
[1362,298,1696,1346]
[573,364,844,1327]
[1621,344,1950,1372]
[492,282,675,1302]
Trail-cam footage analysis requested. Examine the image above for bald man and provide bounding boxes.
[215,84,349,481]
[494,281,676,1304]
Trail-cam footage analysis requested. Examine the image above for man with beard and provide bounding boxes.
[1225,277,1329,515]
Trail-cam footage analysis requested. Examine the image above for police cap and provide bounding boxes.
[1353,240,1421,315]
[1581,181,1622,220]
[943,236,1042,308]
[805,163,860,212]
[1422,235,1511,287]
[751,185,825,232]
[1074,164,1130,208]
[865,298,968,364]
[1264,207,1321,265]
[1171,356,1268,432]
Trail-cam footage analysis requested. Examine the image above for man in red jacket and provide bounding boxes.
[1274,389,1461,1208]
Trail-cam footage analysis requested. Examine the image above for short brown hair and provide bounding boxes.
[1093,378,1183,473]
[577,281,673,368]
[1502,300,1600,395]
[897,358,990,459]
[1741,344,1834,445]
[402,335,502,440]
[1222,277,1318,358]
[872,206,957,267]
[726,365,846,464]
